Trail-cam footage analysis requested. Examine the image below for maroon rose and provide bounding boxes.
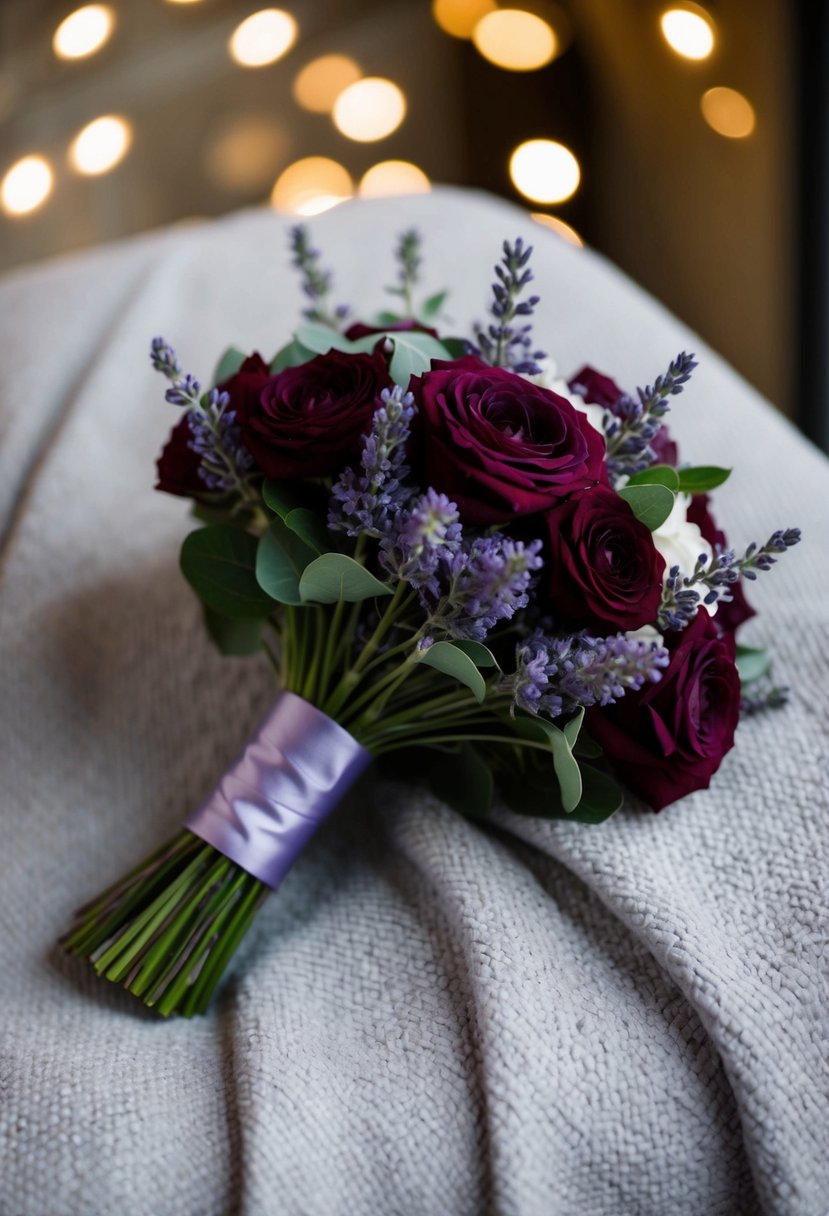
[568,365,623,410]
[219,352,270,414]
[687,494,755,633]
[544,486,665,632]
[345,319,440,341]
[239,348,391,479]
[155,413,208,500]
[412,357,606,526]
[587,611,741,811]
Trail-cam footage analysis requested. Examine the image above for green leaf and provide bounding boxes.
[451,640,499,669]
[262,480,303,519]
[511,715,583,813]
[294,323,354,356]
[417,640,487,703]
[429,744,494,819]
[420,290,447,320]
[212,346,246,386]
[374,310,401,325]
[562,706,585,750]
[736,644,771,684]
[439,337,469,359]
[283,507,330,555]
[625,464,680,492]
[269,339,316,372]
[676,466,732,494]
[573,733,603,760]
[569,765,624,823]
[617,483,675,531]
[190,503,237,527]
[298,553,392,604]
[180,526,277,619]
[255,517,317,605]
[203,607,263,657]
[349,330,451,384]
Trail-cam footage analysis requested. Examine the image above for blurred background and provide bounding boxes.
[1,0,826,450]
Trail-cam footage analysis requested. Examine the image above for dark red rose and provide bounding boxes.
[238,348,391,479]
[345,319,440,341]
[544,485,665,632]
[650,425,679,468]
[412,357,606,526]
[568,365,623,410]
[587,611,741,811]
[687,494,755,633]
[219,352,270,414]
[155,413,208,499]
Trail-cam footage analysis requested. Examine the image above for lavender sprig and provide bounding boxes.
[658,528,802,631]
[386,229,422,317]
[471,238,546,374]
[426,535,544,642]
[379,489,462,596]
[508,629,670,719]
[604,352,697,482]
[741,680,789,715]
[289,225,348,329]
[329,386,416,538]
[150,338,256,502]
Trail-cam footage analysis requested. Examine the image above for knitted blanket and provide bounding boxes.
[1,188,826,1216]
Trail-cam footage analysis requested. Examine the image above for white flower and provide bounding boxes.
[653,493,716,615]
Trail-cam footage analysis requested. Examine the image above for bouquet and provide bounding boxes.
[61,226,800,1016]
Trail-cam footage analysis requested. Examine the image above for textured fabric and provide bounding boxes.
[0,189,827,1216]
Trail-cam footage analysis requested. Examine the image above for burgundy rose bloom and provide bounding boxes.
[219,352,270,414]
[568,365,623,410]
[544,485,665,632]
[587,611,741,811]
[238,348,391,479]
[687,494,756,633]
[345,319,439,341]
[155,414,207,500]
[412,357,606,526]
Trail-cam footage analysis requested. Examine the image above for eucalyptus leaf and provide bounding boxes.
[562,706,585,750]
[625,464,680,492]
[421,290,447,320]
[255,517,317,605]
[374,310,401,325]
[451,640,499,669]
[736,644,772,684]
[269,339,316,372]
[349,330,451,384]
[283,507,330,555]
[212,346,246,386]
[299,553,392,604]
[617,483,675,531]
[676,466,732,494]
[573,733,603,760]
[262,480,303,519]
[569,765,624,823]
[511,715,583,813]
[180,526,277,619]
[294,323,355,356]
[429,744,494,820]
[203,607,263,657]
[417,641,487,703]
[440,337,469,359]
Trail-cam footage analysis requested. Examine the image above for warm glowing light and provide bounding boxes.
[205,113,288,191]
[472,9,557,71]
[69,115,132,176]
[432,0,495,39]
[510,139,580,204]
[531,212,584,247]
[293,55,362,113]
[229,9,298,68]
[701,86,756,139]
[1,155,54,216]
[53,5,114,60]
[660,7,715,60]
[164,0,206,5]
[359,161,431,198]
[271,157,353,215]
[332,78,406,142]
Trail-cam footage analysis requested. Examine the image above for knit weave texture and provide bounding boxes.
[0,189,826,1216]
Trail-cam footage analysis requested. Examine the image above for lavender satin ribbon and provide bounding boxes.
[185,691,372,888]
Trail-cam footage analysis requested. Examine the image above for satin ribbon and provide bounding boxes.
[185,691,372,888]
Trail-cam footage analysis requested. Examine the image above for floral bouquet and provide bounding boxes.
[60,227,799,1017]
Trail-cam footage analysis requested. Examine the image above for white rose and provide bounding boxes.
[653,493,716,615]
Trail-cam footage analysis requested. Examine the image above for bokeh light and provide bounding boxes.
[293,55,362,114]
[532,212,584,247]
[69,116,133,175]
[509,139,580,204]
[359,161,431,198]
[332,78,406,142]
[472,9,557,72]
[229,9,298,68]
[271,157,353,215]
[432,0,496,39]
[205,113,289,192]
[701,87,756,139]
[660,6,715,61]
[1,156,55,217]
[53,5,115,60]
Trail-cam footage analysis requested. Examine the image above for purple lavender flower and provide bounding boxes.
[379,489,462,596]
[329,386,416,537]
[470,238,546,375]
[428,535,544,641]
[510,629,670,719]
[150,336,182,380]
[604,352,697,482]
[289,225,348,327]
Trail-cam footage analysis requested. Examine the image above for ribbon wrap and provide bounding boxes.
[185,691,372,888]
